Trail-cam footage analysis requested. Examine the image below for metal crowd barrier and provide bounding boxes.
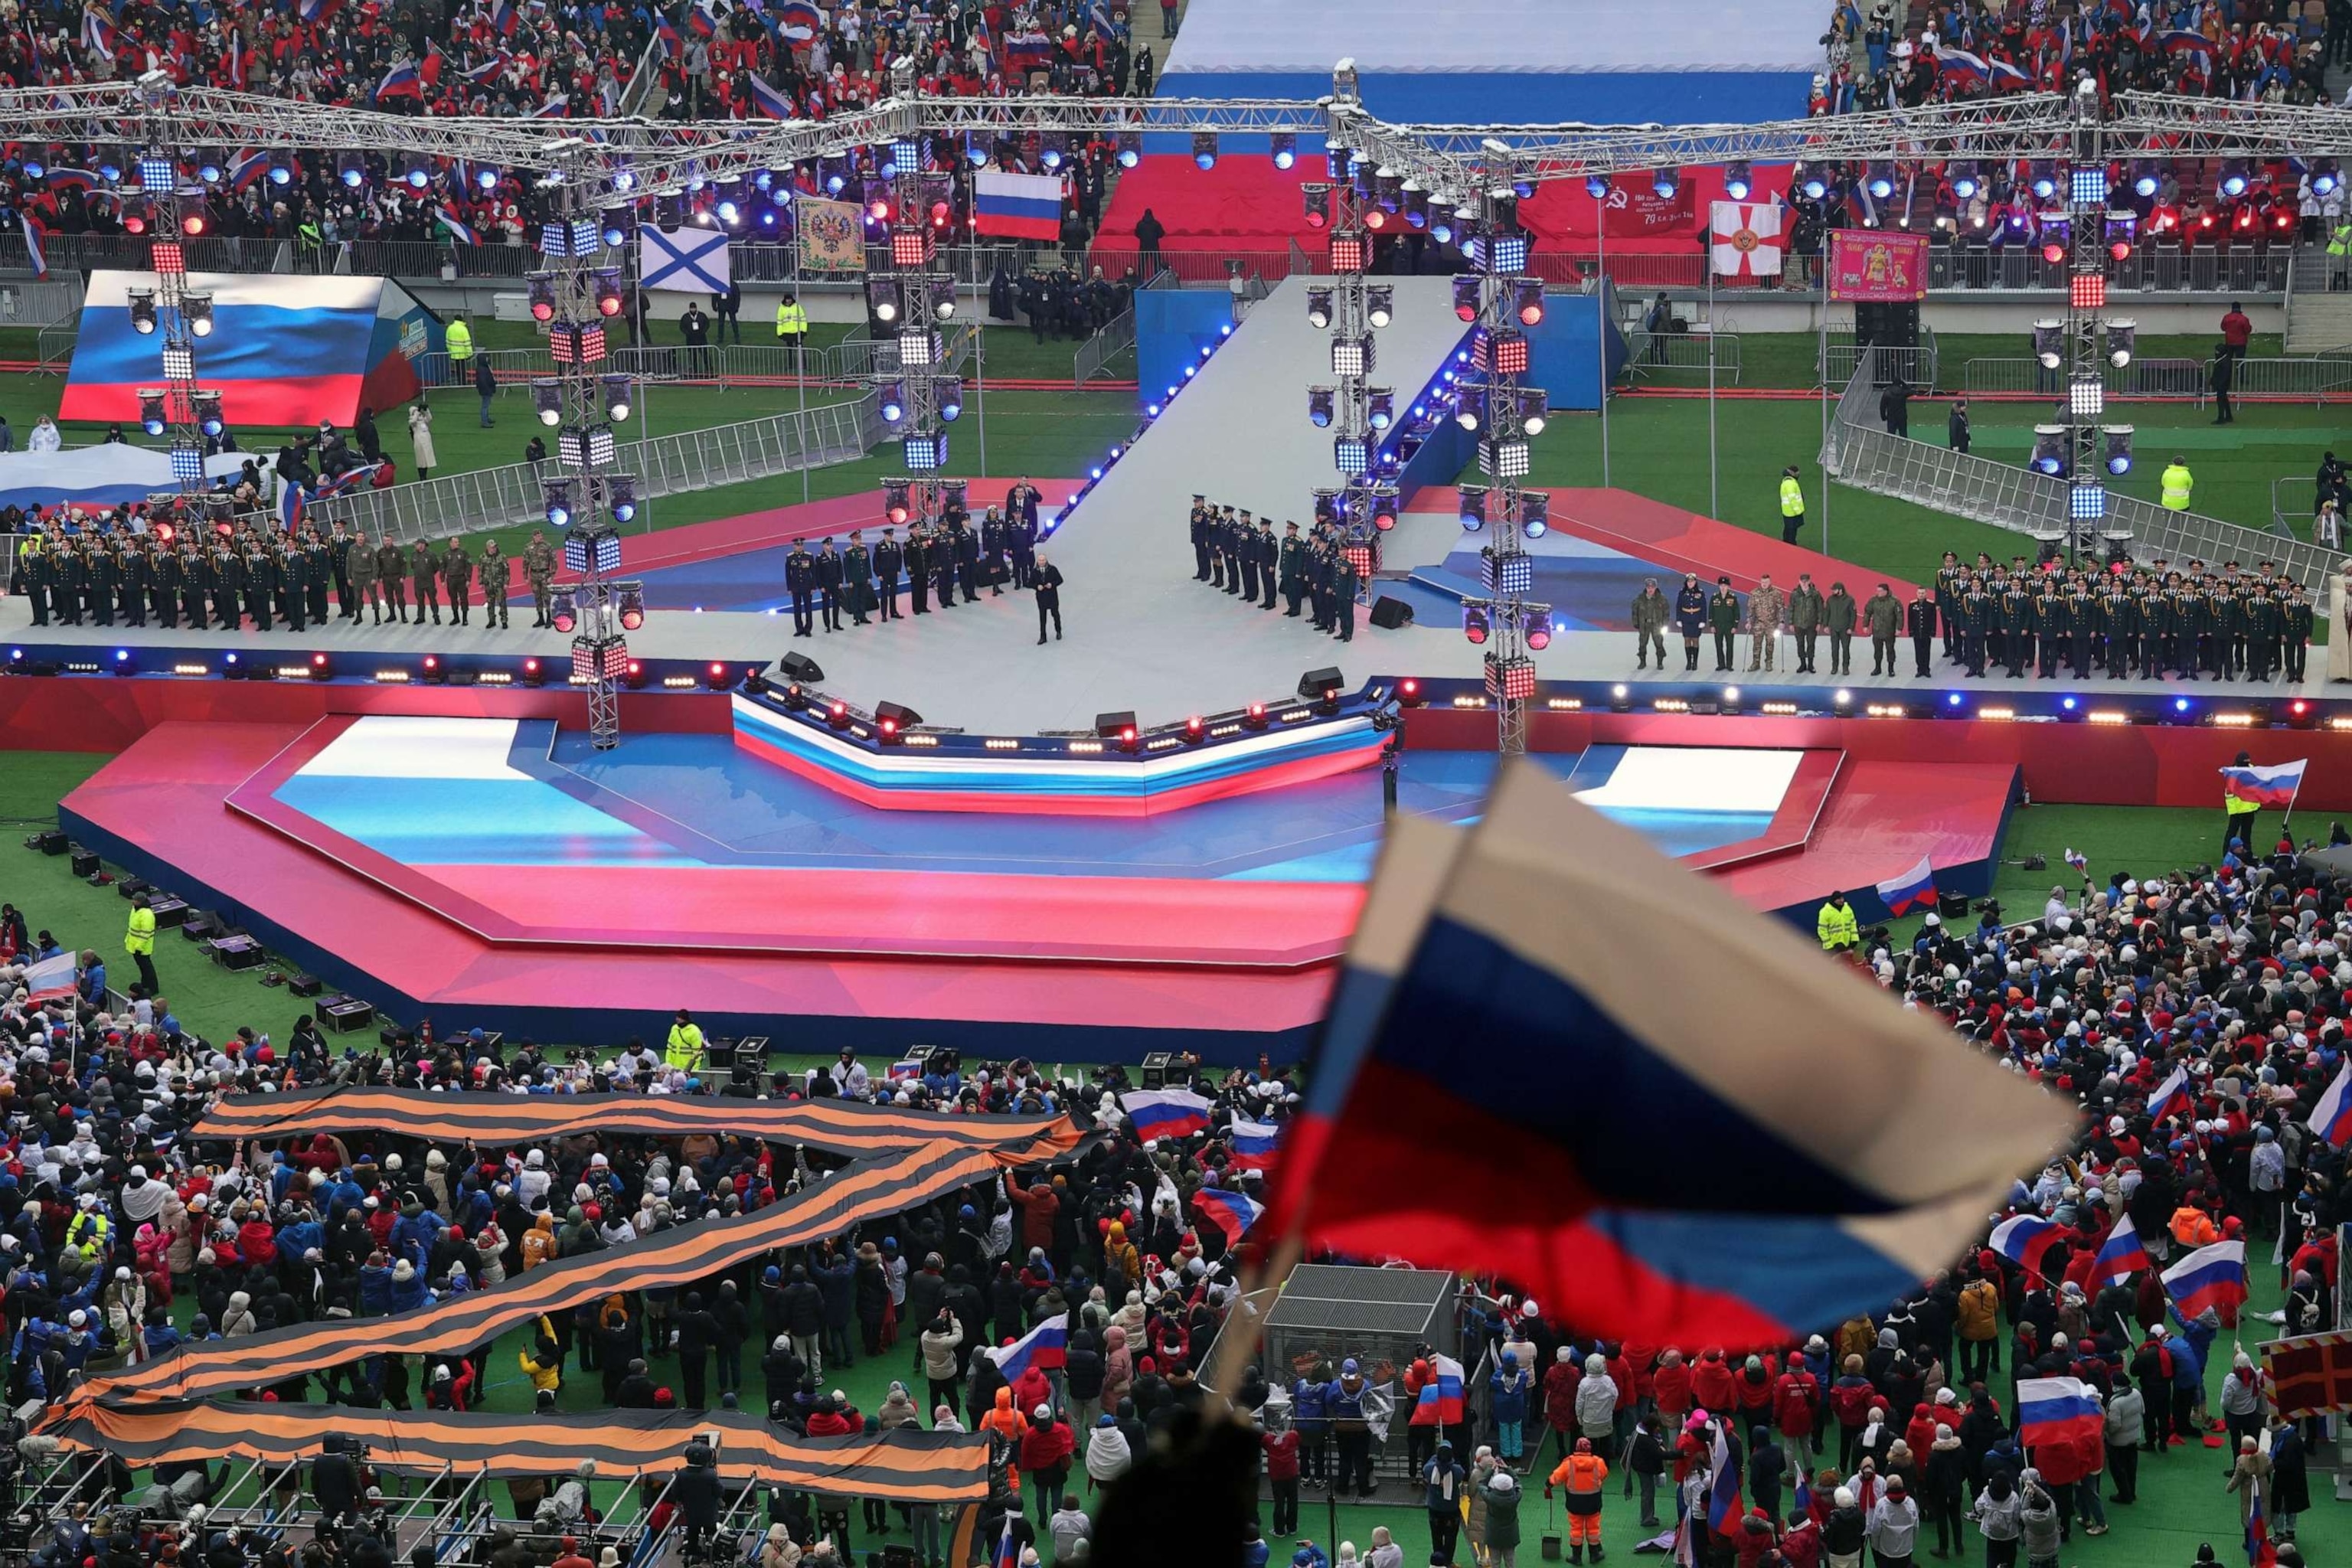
[1824,346,2342,599]
[1822,327,1939,391]
[2277,476,2319,537]
[1623,330,1742,385]
[2204,353,2352,408]
[1959,356,2203,398]
[1073,302,1137,387]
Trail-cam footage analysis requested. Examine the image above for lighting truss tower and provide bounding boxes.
[875,55,957,525]
[531,141,642,749]
[1308,99,1397,566]
[2057,77,2135,563]
[132,76,214,520]
[1459,185,1550,758]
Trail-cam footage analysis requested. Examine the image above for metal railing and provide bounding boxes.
[1960,356,2205,398]
[1073,302,1137,386]
[35,318,76,373]
[2276,477,2318,537]
[2203,352,2352,407]
[1822,325,1939,390]
[1825,346,2342,599]
[0,276,82,326]
[307,392,877,546]
[1623,329,1742,384]
[618,33,667,118]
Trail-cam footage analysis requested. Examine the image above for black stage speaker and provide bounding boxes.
[35,829,68,855]
[70,848,99,877]
[779,652,825,683]
[1095,710,1137,738]
[287,972,325,998]
[1853,299,1922,350]
[1369,596,1413,630]
[876,699,923,731]
[1297,666,1344,700]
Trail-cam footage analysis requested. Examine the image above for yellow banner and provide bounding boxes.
[798,198,866,274]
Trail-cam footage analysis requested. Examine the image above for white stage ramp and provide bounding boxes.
[796,276,1487,733]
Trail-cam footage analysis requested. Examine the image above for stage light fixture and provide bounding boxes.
[532,379,564,426]
[1519,490,1550,539]
[2220,160,2249,198]
[544,478,576,527]
[879,382,906,423]
[1455,390,1481,433]
[1333,435,1369,473]
[1366,286,1393,328]
[866,275,901,324]
[2029,161,2058,200]
[2105,318,2136,368]
[1039,133,1067,172]
[1370,485,1398,531]
[129,289,157,335]
[337,152,366,188]
[1522,608,1553,651]
[1307,386,1335,427]
[1269,131,1296,171]
[2069,484,2106,522]
[619,589,646,632]
[182,292,214,336]
[550,590,577,633]
[1867,162,1895,200]
[594,270,625,316]
[2040,218,2070,264]
[1367,389,1394,430]
[1116,131,1142,169]
[1302,183,1331,230]
[933,283,957,323]
[1479,438,1531,479]
[1452,275,1482,323]
[192,390,224,437]
[2104,426,2135,476]
[1306,287,1333,329]
[1651,168,1680,199]
[1723,161,1753,201]
[605,473,639,524]
[1331,336,1371,377]
[1517,389,1550,436]
[1464,606,1490,645]
[2030,425,2069,477]
[402,153,431,191]
[2069,379,2103,419]
[1458,485,1488,531]
[939,378,964,421]
[1508,276,1547,327]
[528,272,557,322]
[138,389,167,437]
[2032,319,2063,371]
[120,194,150,235]
[1582,173,1610,201]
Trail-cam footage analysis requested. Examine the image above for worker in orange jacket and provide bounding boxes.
[1547,1436,1611,1562]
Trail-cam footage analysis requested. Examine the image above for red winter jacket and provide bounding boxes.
[1829,1376,1877,1429]
[1019,1419,1073,1475]
[1543,1362,1581,1432]
[1653,1359,1694,1418]
[1774,1371,1819,1438]
[1692,1351,1736,1413]
[1260,1429,1300,1482]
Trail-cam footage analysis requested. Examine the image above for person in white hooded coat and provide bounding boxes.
[1084,1413,1132,1490]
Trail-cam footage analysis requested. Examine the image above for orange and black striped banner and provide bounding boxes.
[77,1144,1000,1407]
[47,1400,991,1502]
[190,1086,1085,1166]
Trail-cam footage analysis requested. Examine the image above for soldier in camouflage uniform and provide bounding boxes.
[525,528,558,627]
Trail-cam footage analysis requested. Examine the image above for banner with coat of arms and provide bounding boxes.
[797,197,865,274]
[1708,200,1784,279]
[1827,230,1929,302]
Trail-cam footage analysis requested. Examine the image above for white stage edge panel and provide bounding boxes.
[298,715,528,779]
[1573,746,1802,814]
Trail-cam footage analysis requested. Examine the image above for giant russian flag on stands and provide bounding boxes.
[1258,763,2072,1348]
[1989,1213,2064,1282]
[64,271,439,429]
[1228,1116,1280,1171]
[2018,1376,2105,1447]
[2165,1240,2249,1321]
[2308,1059,2352,1148]
[1123,1087,1213,1142]
[2148,1063,2194,1123]
[1192,1187,1264,1245]
[2092,1214,2153,1285]
[985,1316,1068,1379]
[1410,1352,1465,1425]
[23,950,76,1004]
[973,170,1064,240]
[1875,854,1938,917]
[2223,760,2307,810]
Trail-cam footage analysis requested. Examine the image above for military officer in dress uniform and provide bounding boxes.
[377,537,408,622]
[303,529,332,628]
[147,534,178,629]
[905,525,931,616]
[844,531,874,626]
[1279,522,1305,616]
[210,532,241,629]
[2284,585,2313,683]
[874,528,903,622]
[786,541,817,635]
[814,537,844,632]
[243,536,275,631]
[179,536,211,630]
[952,518,981,604]
[331,522,357,620]
[979,508,1006,597]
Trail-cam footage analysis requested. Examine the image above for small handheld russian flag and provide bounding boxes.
[1874,854,1938,917]
[1989,1213,2063,1282]
[1410,1352,1465,1426]
[986,1316,1068,1380]
[2091,1214,2152,1285]
[2163,1240,2248,1322]
[1122,1088,1212,1143]
[2307,1059,2352,1149]
[2017,1375,2105,1449]
[2147,1064,2194,1124]
[1227,1116,1279,1172]
[1191,1187,1263,1246]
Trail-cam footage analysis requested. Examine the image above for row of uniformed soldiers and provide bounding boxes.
[781,488,1044,639]
[1189,498,1362,643]
[12,521,570,633]
[1930,551,2314,683]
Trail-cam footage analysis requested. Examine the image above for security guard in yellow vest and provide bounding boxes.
[1779,466,1806,545]
[1816,890,1860,952]
[665,1008,705,1073]
[125,893,158,994]
[2161,456,2194,511]
[776,292,809,342]
[2331,218,2352,289]
[444,315,475,387]
[2222,750,2265,858]
[65,1196,108,1258]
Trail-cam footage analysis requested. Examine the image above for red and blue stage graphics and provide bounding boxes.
[2222,760,2307,810]
[2308,1060,2352,1148]
[2164,1240,2249,1321]
[2092,1214,2152,1285]
[63,272,439,429]
[2017,1376,2105,1448]
[1123,1088,1214,1142]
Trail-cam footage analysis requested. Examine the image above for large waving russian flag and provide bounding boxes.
[24,950,76,1004]
[1990,1213,2064,1282]
[2164,1240,2249,1321]
[2222,760,2306,811]
[1410,1352,1465,1426]
[1937,47,1991,83]
[2092,1214,2153,1285]
[2147,1063,2194,1124]
[986,1315,1068,1380]
[774,0,818,38]
[973,171,1064,241]
[2161,27,2219,62]
[1228,1116,1280,1172]
[374,61,425,103]
[2308,1060,2352,1148]
[746,75,795,120]
[1875,854,1937,917]
[1123,1088,1212,1142]
[1706,1423,1743,1535]
[1192,1187,1264,1246]
[1988,57,2033,88]
[2017,1375,2105,1448]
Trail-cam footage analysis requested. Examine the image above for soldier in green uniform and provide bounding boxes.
[280,537,309,632]
[178,537,210,630]
[443,537,474,627]
[16,530,47,626]
[86,537,118,627]
[479,538,511,629]
[2221,565,2250,678]
[114,535,147,627]
[303,529,331,628]
[2065,577,2095,680]
[412,540,441,624]
[844,531,874,627]
[1332,546,1358,642]
[1630,577,1670,670]
[2097,577,2128,680]
[1279,522,1306,617]
[2036,579,2067,679]
[1824,580,1856,677]
[377,537,408,622]
[1786,573,1824,675]
[211,532,241,629]
[148,534,178,629]
[1933,550,1962,662]
[1707,576,1740,671]
[1861,581,1899,676]
[524,528,557,627]
[1998,577,2031,678]
[350,528,381,622]
[2284,585,2313,684]
[55,534,87,626]
[2247,586,2283,683]
[243,536,275,631]
[1959,575,1991,678]
[330,522,356,621]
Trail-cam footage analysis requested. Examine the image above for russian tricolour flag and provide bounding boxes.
[2162,27,2220,63]
[973,171,1064,241]
[23,950,75,1004]
[2245,1472,2278,1568]
[2017,1375,2105,1448]
[774,0,818,38]
[1875,855,1938,917]
[1990,1213,2063,1281]
[1229,1116,1280,1172]
[2223,760,2306,811]
[1706,1423,1743,1536]
[374,61,426,103]
[1988,57,2032,88]
[986,1316,1068,1379]
[2308,1059,2352,1148]
[2164,1240,2249,1321]
[1123,1087,1212,1142]
[1192,1187,1264,1246]
[2092,1214,2153,1285]
[746,75,795,119]
[2148,1063,2194,1123]
[1937,47,1991,83]
[1410,1352,1465,1425]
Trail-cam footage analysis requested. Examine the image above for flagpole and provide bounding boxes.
[795,215,809,507]
[1707,260,1718,521]
[1596,213,1609,488]
[2285,766,2305,837]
